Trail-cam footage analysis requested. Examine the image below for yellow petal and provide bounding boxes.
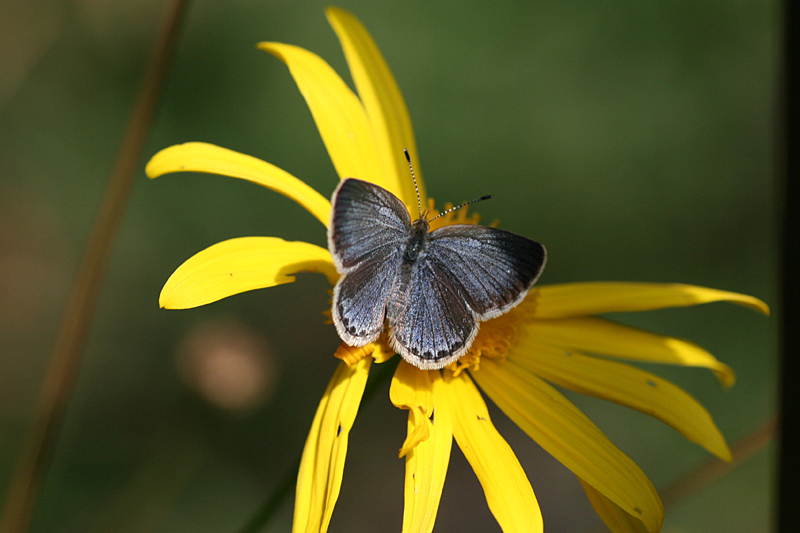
[473,359,664,533]
[511,338,731,461]
[524,316,736,388]
[258,42,385,189]
[580,479,651,533]
[160,237,337,309]
[294,357,371,533]
[146,142,331,227]
[326,7,425,208]
[390,361,434,456]
[402,372,453,533]
[442,371,543,533]
[534,282,769,319]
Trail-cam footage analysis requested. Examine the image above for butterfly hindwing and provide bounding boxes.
[425,224,547,319]
[386,258,479,369]
[329,178,409,346]
[332,251,402,346]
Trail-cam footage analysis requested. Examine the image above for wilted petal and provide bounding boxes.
[146,142,331,226]
[510,338,731,461]
[326,7,425,207]
[473,359,663,533]
[442,371,543,533]
[534,282,769,319]
[258,42,385,189]
[294,357,371,533]
[160,237,337,309]
[525,316,736,387]
[401,371,453,533]
[581,480,650,533]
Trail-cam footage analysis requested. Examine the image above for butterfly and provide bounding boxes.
[327,171,546,370]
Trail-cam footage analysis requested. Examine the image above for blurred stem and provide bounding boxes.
[0,1,190,531]
[237,356,400,533]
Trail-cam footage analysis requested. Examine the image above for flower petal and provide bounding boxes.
[326,7,425,207]
[524,316,736,387]
[402,371,453,533]
[534,282,769,319]
[473,359,663,533]
[442,371,543,533]
[294,357,372,533]
[510,338,731,461]
[160,237,337,309]
[580,479,650,533]
[390,361,434,456]
[258,42,385,189]
[146,142,331,227]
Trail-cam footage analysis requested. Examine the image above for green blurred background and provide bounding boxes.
[0,0,778,531]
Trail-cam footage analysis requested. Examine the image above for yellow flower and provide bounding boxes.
[146,7,768,533]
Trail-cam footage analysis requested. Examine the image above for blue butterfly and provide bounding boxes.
[328,170,546,370]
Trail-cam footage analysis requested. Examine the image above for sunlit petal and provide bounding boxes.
[581,480,650,533]
[258,42,385,189]
[401,372,452,533]
[443,371,543,533]
[524,316,736,387]
[160,237,337,309]
[511,338,731,461]
[473,359,663,533]
[534,282,769,319]
[294,357,371,533]
[146,142,331,226]
[326,7,425,207]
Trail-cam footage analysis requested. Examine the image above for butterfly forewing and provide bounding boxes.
[329,178,409,346]
[328,178,410,271]
[426,225,547,319]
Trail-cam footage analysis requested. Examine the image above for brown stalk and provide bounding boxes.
[0,1,189,531]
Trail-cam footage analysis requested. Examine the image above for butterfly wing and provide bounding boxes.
[328,178,410,346]
[426,224,547,320]
[386,258,479,369]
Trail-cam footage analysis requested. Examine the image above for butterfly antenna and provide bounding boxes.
[404,149,423,219]
[428,194,493,223]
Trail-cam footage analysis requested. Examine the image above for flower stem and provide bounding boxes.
[237,356,400,533]
[0,2,190,531]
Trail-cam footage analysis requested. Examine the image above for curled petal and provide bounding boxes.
[402,372,453,533]
[534,282,769,319]
[473,359,663,533]
[146,142,331,227]
[390,361,434,456]
[581,480,650,533]
[524,316,736,387]
[326,7,425,207]
[442,371,543,533]
[294,357,372,533]
[258,42,384,189]
[160,237,337,309]
[511,339,731,461]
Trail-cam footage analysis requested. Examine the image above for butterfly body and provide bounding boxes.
[328,178,546,370]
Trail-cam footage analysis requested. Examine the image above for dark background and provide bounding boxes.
[0,1,778,531]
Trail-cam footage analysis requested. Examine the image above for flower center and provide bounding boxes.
[448,294,538,376]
